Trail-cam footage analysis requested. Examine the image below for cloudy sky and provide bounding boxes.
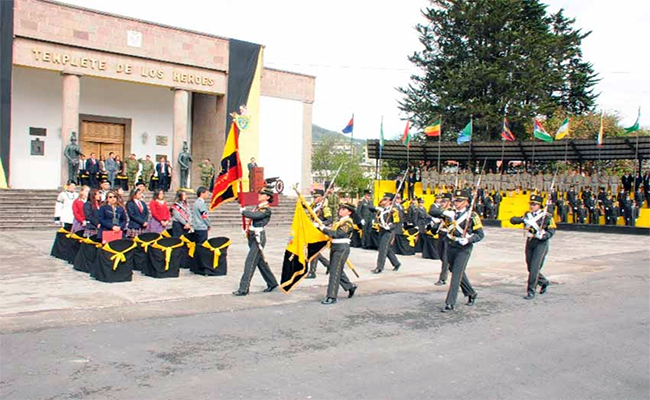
[63,0,649,140]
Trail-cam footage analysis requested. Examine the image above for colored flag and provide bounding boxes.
[342,115,354,134]
[555,117,570,140]
[597,112,604,147]
[379,117,385,158]
[424,119,441,137]
[457,119,472,144]
[625,108,640,133]
[501,117,515,142]
[280,201,330,293]
[210,122,243,210]
[402,120,411,147]
[533,119,553,142]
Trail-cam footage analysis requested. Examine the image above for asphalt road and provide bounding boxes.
[1,246,648,400]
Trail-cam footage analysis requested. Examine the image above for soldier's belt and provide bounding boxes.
[249,226,265,232]
[331,238,351,244]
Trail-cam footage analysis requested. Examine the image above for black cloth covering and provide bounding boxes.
[133,232,162,273]
[65,230,85,264]
[93,239,136,283]
[393,227,418,256]
[179,232,198,270]
[146,237,184,278]
[194,237,231,276]
[50,228,75,261]
[420,230,441,260]
[73,235,101,273]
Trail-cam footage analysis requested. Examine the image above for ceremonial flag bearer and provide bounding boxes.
[319,203,359,305]
[510,194,556,299]
[432,189,483,312]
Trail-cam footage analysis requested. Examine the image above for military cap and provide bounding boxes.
[312,189,324,196]
[383,193,395,200]
[437,192,453,200]
[453,189,471,200]
[98,178,109,184]
[339,202,356,213]
[529,194,544,204]
[135,181,145,187]
[363,189,372,195]
[259,187,274,197]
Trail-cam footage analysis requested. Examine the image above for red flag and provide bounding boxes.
[401,120,411,148]
[501,117,515,142]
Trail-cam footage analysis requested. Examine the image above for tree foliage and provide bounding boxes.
[312,135,370,194]
[399,0,599,141]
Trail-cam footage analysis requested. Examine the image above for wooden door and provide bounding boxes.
[80,120,125,159]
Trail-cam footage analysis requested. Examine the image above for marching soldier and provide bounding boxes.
[431,189,483,312]
[199,159,215,188]
[233,187,279,296]
[510,194,556,299]
[306,189,332,279]
[357,190,375,249]
[139,155,155,187]
[125,154,140,190]
[318,203,359,305]
[372,193,401,273]
[430,192,453,286]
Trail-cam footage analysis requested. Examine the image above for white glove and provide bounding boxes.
[535,230,546,240]
[239,207,246,214]
[361,219,365,226]
[442,210,455,219]
[458,238,469,246]
[313,222,320,228]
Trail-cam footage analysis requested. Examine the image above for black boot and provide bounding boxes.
[263,284,278,293]
[306,271,316,279]
[372,268,383,274]
[434,280,446,286]
[466,293,478,306]
[321,297,337,305]
[441,304,454,313]
[393,264,401,272]
[524,292,535,300]
[232,290,248,296]
[539,281,549,294]
[348,285,358,299]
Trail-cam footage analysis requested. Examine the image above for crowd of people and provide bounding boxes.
[55,179,213,243]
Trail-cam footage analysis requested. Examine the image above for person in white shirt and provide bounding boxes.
[54,180,79,230]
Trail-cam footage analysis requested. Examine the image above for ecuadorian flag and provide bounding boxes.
[280,201,329,293]
[210,122,243,210]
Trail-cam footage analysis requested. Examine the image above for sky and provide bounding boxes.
[62,0,649,140]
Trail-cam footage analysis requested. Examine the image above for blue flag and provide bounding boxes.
[457,119,472,144]
[342,115,354,134]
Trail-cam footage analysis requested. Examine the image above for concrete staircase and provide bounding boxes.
[0,189,297,231]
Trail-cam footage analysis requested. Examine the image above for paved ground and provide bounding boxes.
[0,228,649,399]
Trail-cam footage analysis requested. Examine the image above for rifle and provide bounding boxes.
[293,184,359,278]
[379,168,409,230]
[462,157,488,238]
[535,169,559,239]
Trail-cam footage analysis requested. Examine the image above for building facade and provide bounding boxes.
[0,0,315,192]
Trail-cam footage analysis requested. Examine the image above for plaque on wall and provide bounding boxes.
[156,135,168,146]
[31,138,45,156]
[29,127,47,136]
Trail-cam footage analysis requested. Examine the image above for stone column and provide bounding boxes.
[301,101,314,195]
[172,89,190,190]
[61,73,80,186]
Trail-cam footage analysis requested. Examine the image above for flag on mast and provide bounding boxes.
[457,119,472,144]
[342,115,354,134]
[401,120,411,148]
[501,117,515,142]
[555,117,570,140]
[424,119,441,137]
[533,119,553,142]
[210,121,243,210]
[597,112,604,147]
[379,117,385,158]
[625,108,641,133]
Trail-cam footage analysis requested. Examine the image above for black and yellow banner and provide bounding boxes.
[210,122,242,210]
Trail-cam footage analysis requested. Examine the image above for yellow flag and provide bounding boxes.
[280,201,329,293]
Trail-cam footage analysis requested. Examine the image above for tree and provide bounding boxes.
[312,136,370,195]
[399,0,599,142]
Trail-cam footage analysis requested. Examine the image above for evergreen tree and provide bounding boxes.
[399,0,599,141]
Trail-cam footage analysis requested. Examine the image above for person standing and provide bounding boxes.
[126,188,149,238]
[148,189,170,234]
[319,203,359,305]
[170,191,192,237]
[54,181,78,230]
[372,193,401,274]
[357,190,375,249]
[124,154,140,190]
[421,161,431,195]
[432,189,483,312]
[306,189,332,279]
[192,187,212,244]
[97,190,127,238]
[621,171,633,193]
[71,185,89,233]
[105,152,118,188]
[510,194,556,299]
[233,187,279,296]
[85,153,99,189]
[407,170,417,200]
[139,155,155,188]
[156,156,171,192]
[199,159,215,189]
[247,157,258,188]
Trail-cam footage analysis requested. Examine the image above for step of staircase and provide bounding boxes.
[0,189,299,230]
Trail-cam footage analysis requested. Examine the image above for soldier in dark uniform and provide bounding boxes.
[233,187,279,296]
[306,189,332,279]
[372,193,401,273]
[621,172,633,193]
[319,203,359,305]
[620,191,635,226]
[357,190,375,249]
[584,192,596,224]
[575,200,587,224]
[567,185,578,222]
[483,194,495,219]
[510,194,556,300]
[556,192,569,223]
[492,190,502,219]
[431,189,483,312]
[430,192,453,286]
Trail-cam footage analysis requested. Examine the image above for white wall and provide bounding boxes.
[10,67,175,189]
[259,96,303,195]
[10,67,63,189]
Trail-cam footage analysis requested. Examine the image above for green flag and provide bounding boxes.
[625,108,640,133]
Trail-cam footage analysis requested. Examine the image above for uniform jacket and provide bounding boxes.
[322,216,354,242]
[126,199,150,229]
[97,204,127,234]
[444,209,485,248]
[510,210,556,243]
[83,201,101,229]
[243,202,271,229]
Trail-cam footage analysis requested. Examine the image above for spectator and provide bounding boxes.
[170,191,191,237]
[156,156,171,192]
[84,189,102,237]
[621,171,633,193]
[98,179,111,202]
[192,187,212,244]
[97,190,127,238]
[85,152,100,188]
[148,189,170,234]
[72,185,89,233]
[54,180,78,230]
[126,188,149,238]
[105,152,118,188]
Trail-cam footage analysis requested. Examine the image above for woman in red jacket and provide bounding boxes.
[148,189,170,233]
[72,185,89,233]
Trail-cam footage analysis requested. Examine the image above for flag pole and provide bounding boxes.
[437,121,442,188]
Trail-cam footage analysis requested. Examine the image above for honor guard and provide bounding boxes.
[306,189,333,279]
[233,187,279,296]
[372,193,402,273]
[319,203,359,305]
[510,194,556,299]
[357,190,375,249]
[432,189,483,312]
[430,192,452,286]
